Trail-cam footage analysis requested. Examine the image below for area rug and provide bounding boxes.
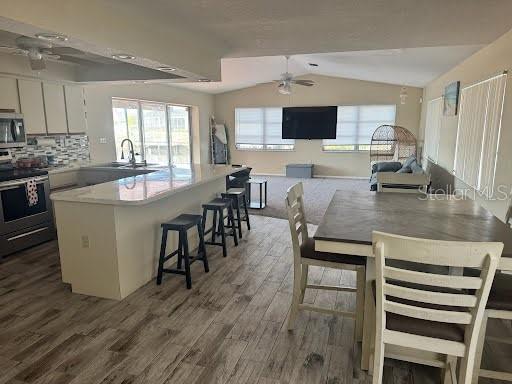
[247,175,368,224]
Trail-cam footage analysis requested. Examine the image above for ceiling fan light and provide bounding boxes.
[278,83,291,95]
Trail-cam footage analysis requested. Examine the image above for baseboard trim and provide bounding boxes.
[251,172,367,180]
[252,172,286,177]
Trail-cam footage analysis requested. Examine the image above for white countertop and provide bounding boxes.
[50,164,244,206]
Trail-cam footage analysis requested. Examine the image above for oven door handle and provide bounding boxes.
[0,176,48,190]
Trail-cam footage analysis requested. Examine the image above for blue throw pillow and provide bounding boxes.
[410,160,424,174]
[396,166,412,173]
[402,155,417,169]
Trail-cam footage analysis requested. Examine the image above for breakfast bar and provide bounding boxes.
[51,164,244,300]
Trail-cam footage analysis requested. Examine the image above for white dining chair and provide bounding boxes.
[472,271,512,382]
[372,231,502,384]
[285,182,366,340]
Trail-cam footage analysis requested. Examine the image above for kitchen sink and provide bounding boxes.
[98,162,156,169]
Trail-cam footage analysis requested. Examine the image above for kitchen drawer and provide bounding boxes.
[0,221,55,258]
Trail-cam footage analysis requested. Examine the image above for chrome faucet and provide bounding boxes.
[120,138,137,166]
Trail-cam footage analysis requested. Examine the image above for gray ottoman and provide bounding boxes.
[286,164,314,178]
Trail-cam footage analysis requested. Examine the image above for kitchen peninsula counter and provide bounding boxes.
[51,164,245,299]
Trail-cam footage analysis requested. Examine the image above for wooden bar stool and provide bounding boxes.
[221,188,251,239]
[157,214,208,289]
[202,198,238,257]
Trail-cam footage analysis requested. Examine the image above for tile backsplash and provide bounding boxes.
[10,135,90,165]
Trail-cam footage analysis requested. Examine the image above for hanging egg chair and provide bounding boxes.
[369,125,417,165]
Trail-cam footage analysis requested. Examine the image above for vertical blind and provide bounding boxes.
[322,105,396,150]
[235,108,295,149]
[454,73,507,196]
[423,98,443,163]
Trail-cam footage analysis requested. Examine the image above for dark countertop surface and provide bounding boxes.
[0,168,48,182]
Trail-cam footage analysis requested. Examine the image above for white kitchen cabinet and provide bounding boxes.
[43,83,68,134]
[18,79,47,134]
[0,77,20,112]
[64,85,87,133]
[49,170,79,190]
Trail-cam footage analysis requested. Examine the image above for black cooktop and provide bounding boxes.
[0,168,49,183]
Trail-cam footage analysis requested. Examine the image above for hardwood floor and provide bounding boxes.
[0,215,508,384]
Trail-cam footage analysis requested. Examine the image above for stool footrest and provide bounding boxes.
[162,268,186,275]
[163,249,180,262]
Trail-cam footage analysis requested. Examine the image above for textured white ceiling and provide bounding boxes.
[111,0,512,57]
[174,45,484,93]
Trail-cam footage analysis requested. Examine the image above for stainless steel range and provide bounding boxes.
[0,150,54,258]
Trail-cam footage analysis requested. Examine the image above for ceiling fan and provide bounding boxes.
[0,36,67,70]
[273,56,315,95]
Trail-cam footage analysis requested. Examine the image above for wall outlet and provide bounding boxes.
[81,235,90,248]
[99,137,107,144]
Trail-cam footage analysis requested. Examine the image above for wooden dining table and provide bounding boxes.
[313,190,512,370]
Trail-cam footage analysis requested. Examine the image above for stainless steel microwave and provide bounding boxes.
[0,113,26,148]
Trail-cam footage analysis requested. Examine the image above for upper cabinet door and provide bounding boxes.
[0,77,20,112]
[18,79,47,135]
[64,85,87,133]
[43,83,68,134]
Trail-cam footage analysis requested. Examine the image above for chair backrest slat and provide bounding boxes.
[374,231,503,268]
[384,266,483,289]
[384,301,473,324]
[373,230,502,372]
[384,283,477,307]
[285,183,308,263]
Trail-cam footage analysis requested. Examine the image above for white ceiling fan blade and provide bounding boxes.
[42,53,61,60]
[0,46,28,55]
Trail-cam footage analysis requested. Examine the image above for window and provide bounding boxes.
[322,105,396,151]
[454,73,507,197]
[168,106,191,165]
[424,98,443,163]
[112,98,192,165]
[112,99,142,158]
[235,107,294,150]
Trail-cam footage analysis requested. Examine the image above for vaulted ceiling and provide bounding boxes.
[1,0,512,87]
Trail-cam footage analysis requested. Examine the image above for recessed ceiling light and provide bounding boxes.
[308,63,319,67]
[198,78,210,82]
[112,53,135,60]
[157,66,176,71]
[35,33,69,42]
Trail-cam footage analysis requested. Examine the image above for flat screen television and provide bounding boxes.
[282,106,337,139]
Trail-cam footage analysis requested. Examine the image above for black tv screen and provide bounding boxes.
[282,106,337,139]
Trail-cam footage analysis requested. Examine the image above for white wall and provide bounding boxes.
[214,74,423,177]
[84,83,214,164]
[420,28,512,221]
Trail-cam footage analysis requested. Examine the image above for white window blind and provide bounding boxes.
[454,73,507,196]
[235,107,294,150]
[424,97,443,163]
[323,105,396,151]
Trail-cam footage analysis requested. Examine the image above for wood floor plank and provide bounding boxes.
[1,215,495,384]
